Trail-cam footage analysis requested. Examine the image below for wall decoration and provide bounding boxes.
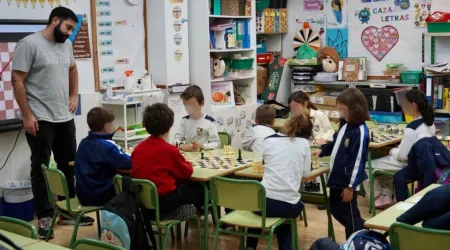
[361,25,399,61]
[394,0,411,10]
[173,6,182,19]
[0,42,20,121]
[304,0,324,12]
[293,22,321,52]
[326,28,348,59]
[261,57,286,101]
[413,0,432,27]
[326,0,347,28]
[211,81,235,108]
[173,20,182,31]
[69,14,92,59]
[355,7,371,24]
[174,49,182,61]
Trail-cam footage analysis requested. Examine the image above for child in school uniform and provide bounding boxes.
[132,103,204,215]
[242,104,276,152]
[289,91,334,145]
[367,89,435,208]
[313,88,370,239]
[175,85,221,151]
[75,107,131,207]
[246,114,312,250]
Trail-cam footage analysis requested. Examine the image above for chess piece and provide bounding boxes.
[371,131,374,142]
[176,142,179,148]
[237,148,242,161]
[201,151,204,160]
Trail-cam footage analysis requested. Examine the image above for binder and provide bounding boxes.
[437,78,443,109]
[425,75,433,104]
[212,0,221,15]
[243,20,251,48]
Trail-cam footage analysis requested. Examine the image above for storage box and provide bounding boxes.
[427,22,450,33]
[221,0,240,16]
[230,58,254,70]
[257,66,268,94]
[315,104,340,119]
[310,92,340,106]
[310,92,326,105]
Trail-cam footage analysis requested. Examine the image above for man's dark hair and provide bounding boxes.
[47,6,79,25]
[87,107,115,132]
[180,85,204,104]
[143,103,174,137]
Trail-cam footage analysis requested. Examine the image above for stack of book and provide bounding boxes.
[210,19,251,49]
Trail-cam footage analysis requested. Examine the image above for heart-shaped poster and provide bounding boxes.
[361,25,399,61]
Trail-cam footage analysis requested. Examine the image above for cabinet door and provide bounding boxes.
[233,104,257,148]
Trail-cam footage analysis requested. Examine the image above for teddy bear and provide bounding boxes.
[317,46,340,73]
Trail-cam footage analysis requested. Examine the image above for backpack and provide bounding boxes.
[341,229,391,250]
[265,100,290,118]
[100,176,157,250]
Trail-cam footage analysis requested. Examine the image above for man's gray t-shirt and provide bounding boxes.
[12,32,74,123]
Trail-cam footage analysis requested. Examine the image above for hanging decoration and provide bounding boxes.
[394,0,411,10]
[413,1,432,27]
[48,0,55,7]
[293,22,321,52]
[38,0,45,8]
[361,25,399,62]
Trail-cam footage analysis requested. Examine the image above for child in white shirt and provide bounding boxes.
[289,91,334,145]
[175,85,221,151]
[242,105,276,152]
[246,114,312,250]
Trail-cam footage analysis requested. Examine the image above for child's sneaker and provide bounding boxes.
[38,217,54,240]
[57,215,94,226]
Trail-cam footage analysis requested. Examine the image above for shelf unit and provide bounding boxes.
[189,0,257,113]
[100,89,163,150]
[292,80,420,89]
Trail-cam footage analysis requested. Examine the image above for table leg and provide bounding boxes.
[201,182,209,250]
[368,150,376,216]
[320,174,335,242]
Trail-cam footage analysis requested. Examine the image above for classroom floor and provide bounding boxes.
[40,197,372,250]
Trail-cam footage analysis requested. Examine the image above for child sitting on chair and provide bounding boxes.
[242,105,276,152]
[175,85,221,151]
[75,107,131,207]
[132,103,204,215]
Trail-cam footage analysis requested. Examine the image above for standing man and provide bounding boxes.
[12,7,94,239]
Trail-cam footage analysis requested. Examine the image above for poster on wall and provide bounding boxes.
[361,25,399,61]
[413,0,432,27]
[325,0,348,28]
[326,28,348,59]
[69,14,92,59]
[211,81,235,109]
[303,0,324,12]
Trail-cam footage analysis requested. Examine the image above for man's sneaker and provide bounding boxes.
[57,215,94,226]
[38,217,54,240]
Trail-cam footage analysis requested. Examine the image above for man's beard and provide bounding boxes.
[53,23,69,43]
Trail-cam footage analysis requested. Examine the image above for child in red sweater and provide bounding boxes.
[131,103,204,214]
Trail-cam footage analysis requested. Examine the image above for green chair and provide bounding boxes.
[41,165,102,245]
[218,132,232,148]
[72,238,126,250]
[0,216,37,239]
[113,175,202,250]
[389,222,450,250]
[210,176,299,250]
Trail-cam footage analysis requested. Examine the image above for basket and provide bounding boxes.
[230,58,254,70]
[221,0,240,16]
[400,71,423,84]
[427,22,450,33]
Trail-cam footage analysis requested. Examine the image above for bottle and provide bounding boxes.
[124,70,134,91]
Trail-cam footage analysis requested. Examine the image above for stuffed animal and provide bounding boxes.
[213,58,226,77]
[318,46,340,73]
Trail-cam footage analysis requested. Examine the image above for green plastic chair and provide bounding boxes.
[389,222,450,250]
[41,165,102,245]
[0,216,37,239]
[72,238,126,250]
[113,175,202,250]
[210,176,299,250]
[218,132,232,148]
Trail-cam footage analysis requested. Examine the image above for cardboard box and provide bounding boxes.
[310,91,340,106]
[257,66,268,94]
[310,92,326,105]
[315,104,340,119]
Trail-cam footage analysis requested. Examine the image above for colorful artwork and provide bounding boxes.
[326,28,348,59]
[293,22,321,52]
[356,7,371,24]
[413,0,432,27]
[394,0,411,10]
[361,25,399,62]
[304,0,324,12]
[326,0,347,28]
[211,81,235,108]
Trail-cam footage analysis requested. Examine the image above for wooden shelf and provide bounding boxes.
[424,33,450,37]
[211,76,255,82]
[113,134,149,141]
[210,48,254,53]
[435,109,450,114]
[209,15,252,19]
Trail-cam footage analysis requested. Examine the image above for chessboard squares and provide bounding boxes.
[0,43,8,51]
[0,91,4,101]
[1,60,11,72]
[1,71,11,81]
[1,52,11,62]
[2,81,13,91]
[7,43,16,52]
[0,110,5,120]
[3,89,13,100]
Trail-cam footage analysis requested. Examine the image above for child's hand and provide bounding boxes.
[180,144,194,152]
[314,138,327,145]
[342,187,354,203]
[312,149,322,157]
[192,142,204,150]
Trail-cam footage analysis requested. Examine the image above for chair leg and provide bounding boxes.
[45,212,59,242]
[291,219,299,250]
[368,151,376,216]
[96,210,101,239]
[184,220,189,238]
[195,217,202,250]
[170,227,175,241]
[238,227,245,250]
[69,213,84,246]
[158,228,163,249]
[162,226,172,250]
[302,208,308,227]
[212,225,220,250]
[267,230,274,250]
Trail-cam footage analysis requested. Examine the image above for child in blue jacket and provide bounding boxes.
[313,88,370,239]
[75,107,131,206]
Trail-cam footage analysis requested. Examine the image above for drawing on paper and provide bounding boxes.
[361,25,399,61]
[326,28,348,59]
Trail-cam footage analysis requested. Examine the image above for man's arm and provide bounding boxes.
[13,70,38,136]
[68,63,78,113]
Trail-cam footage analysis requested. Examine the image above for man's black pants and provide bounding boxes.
[25,120,77,219]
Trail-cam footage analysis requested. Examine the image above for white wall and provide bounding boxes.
[0,1,99,195]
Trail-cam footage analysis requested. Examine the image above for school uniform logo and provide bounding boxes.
[197,127,204,136]
[344,138,350,148]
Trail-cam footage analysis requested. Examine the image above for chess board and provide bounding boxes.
[189,156,254,170]
[371,133,402,144]
[0,42,20,121]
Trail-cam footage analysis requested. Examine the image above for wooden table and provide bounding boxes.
[0,229,38,249]
[364,202,420,231]
[272,118,287,131]
[405,184,441,204]
[22,241,70,249]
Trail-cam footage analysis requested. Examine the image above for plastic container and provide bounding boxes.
[400,71,423,84]
[4,187,34,222]
[230,58,254,70]
[427,22,450,33]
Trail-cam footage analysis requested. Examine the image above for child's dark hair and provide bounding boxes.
[142,103,174,137]
[47,6,79,24]
[288,91,317,110]
[405,89,434,126]
[337,88,370,124]
[180,85,204,104]
[256,105,276,125]
[87,107,115,132]
[282,113,313,139]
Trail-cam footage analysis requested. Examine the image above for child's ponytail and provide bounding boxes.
[405,89,434,126]
[282,113,313,139]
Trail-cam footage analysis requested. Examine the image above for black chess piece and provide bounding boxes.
[237,148,242,161]
[201,152,204,160]
[176,142,179,148]
[371,131,374,142]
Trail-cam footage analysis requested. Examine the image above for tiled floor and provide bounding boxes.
[42,197,372,250]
